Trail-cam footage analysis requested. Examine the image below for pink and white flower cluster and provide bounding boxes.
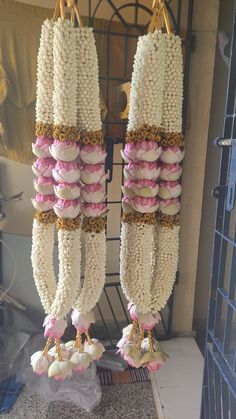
[51,140,81,219]
[80,144,107,217]
[32,137,57,212]
[122,141,160,213]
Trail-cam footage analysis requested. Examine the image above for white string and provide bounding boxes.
[0,238,17,302]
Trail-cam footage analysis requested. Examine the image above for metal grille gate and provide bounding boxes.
[79,0,194,348]
[201,2,236,417]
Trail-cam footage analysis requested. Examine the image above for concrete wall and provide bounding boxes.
[172,0,220,333]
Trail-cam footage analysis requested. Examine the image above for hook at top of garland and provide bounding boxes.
[148,0,172,35]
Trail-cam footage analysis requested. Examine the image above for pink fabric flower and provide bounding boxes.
[34,176,56,195]
[54,182,81,200]
[81,164,107,185]
[122,141,162,162]
[158,181,181,199]
[128,303,138,321]
[32,158,55,177]
[122,179,159,198]
[32,193,56,212]
[160,163,182,181]
[43,316,67,339]
[53,161,80,184]
[50,140,80,162]
[54,199,81,219]
[81,203,107,217]
[81,183,106,204]
[160,147,185,164]
[80,144,107,164]
[124,161,161,181]
[32,137,53,158]
[159,198,180,215]
[71,310,95,333]
[123,196,159,213]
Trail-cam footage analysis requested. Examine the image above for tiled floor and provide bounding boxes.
[151,337,204,419]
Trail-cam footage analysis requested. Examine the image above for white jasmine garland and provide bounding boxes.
[120,222,153,313]
[36,19,54,125]
[162,34,183,133]
[127,31,165,132]
[74,230,105,314]
[53,18,77,127]
[50,228,81,319]
[151,225,179,312]
[31,219,57,314]
[76,27,102,132]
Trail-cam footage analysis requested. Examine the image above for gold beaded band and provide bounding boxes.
[56,216,81,231]
[122,211,156,225]
[53,125,80,142]
[160,132,184,147]
[34,210,57,224]
[156,212,180,228]
[81,129,103,145]
[82,216,106,233]
[35,122,54,138]
[126,124,161,143]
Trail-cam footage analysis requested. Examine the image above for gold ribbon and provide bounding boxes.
[148,0,171,35]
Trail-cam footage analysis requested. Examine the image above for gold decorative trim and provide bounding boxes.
[126,124,161,143]
[156,211,180,228]
[35,122,53,138]
[34,210,57,224]
[56,216,81,231]
[53,125,80,142]
[81,130,103,145]
[160,132,184,147]
[122,211,156,225]
[82,216,106,233]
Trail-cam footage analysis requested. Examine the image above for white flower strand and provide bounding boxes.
[76,27,102,132]
[53,19,77,127]
[31,220,57,314]
[151,226,179,312]
[36,19,54,125]
[120,222,154,313]
[74,230,106,314]
[161,34,183,133]
[127,31,165,132]
[50,229,81,319]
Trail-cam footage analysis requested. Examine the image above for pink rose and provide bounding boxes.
[32,158,55,177]
[50,140,80,162]
[53,161,80,184]
[81,202,107,217]
[159,198,180,215]
[123,196,159,213]
[32,193,56,212]
[80,144,107,164]
[160,147,185,164]
[81,164,107,185]
[34,176,56,195]
[160,163,182,181]
[124,161,161,181]
[122,141,162,162]
[81,183,106,204]
[158,181,181,199]
[43,316,67,339]
[54,182,81,200]
[54,198,81,219]
[32,137,53,158]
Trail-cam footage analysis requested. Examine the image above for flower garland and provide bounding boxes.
[31,13,106,379]
[119,30,184,371]
[71,27,106,362]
